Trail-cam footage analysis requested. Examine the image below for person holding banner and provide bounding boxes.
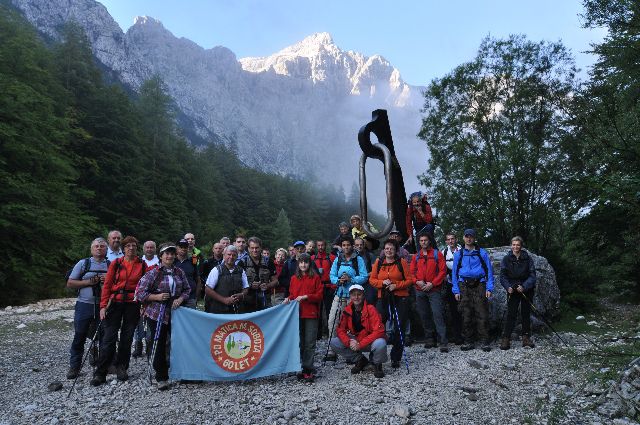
[204,245,249,313]
[283,253,323,382]
[134,242,191,390]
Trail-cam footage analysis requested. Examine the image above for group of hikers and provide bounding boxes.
[66,192,537,389]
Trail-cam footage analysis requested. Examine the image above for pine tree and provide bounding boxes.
[271,209,293,250]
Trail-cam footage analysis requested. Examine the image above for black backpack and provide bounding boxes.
[65,258,111,294]
[375,257,406,281]
[455,247,489,277]
[336,254,360,276]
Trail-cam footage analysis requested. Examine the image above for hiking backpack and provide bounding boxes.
[412,249,439,276]
[375,257,406,281]
[455,247,489,278]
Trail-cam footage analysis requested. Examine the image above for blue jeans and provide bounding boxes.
[416,289,448,344]
[70,301,100,368]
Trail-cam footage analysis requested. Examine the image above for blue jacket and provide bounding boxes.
[330,254,368,299]
[451,247,494,294]
[500,250,536,291]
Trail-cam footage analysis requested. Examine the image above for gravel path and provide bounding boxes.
[0,299,636,425]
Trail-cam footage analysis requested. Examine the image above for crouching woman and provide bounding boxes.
[135,242,191,390]
[283,253,323,382]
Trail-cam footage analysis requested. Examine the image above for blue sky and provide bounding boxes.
[98,0,604,87]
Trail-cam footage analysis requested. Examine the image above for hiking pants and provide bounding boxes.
[330,337,388,364]
[146,318,171,381]
[70,301,100,368]
[318,285,335,336]
[416,289,448,345]
[95,302,139,376]
[363,281,378,305]
[459,281,489,344]
[376,295,409,362]
[299,318,318,371]
[327,295,348,354]
[502,288,535,338]
[444,277,463,343]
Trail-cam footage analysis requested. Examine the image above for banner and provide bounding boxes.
[169,303,301,381]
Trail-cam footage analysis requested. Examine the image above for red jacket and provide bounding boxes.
[100,257,146,308]
[410,248,446,291]
[369,258,415,297]
[312,251,336,287]
[288,273,324,319]
[337,301,386,348]
[405,203,433,238]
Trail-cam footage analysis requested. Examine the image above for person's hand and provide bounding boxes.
[416,280,426,291]
[172,298,183,310]
[259,282,269,291]
[454,294,460,302]
[425,282,433,291]
[295,295,307,302]
[282,298,290,304]
[507,287,514,294]
[485,291,492,299]
[383,279,392,287]
[387,284,396,292]
[98,274,105,284]
[251,281,261,290]
[342,274,351,283]
[99,308,106,320]
[157,292,170,302]
[349,339,359,351]
[226,295,240,305]
[516,285,524,293]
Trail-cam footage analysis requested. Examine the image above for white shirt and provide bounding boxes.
[107,248,123,262]
[443,244,461,271]
[143,255,160,267]
[206,265,249,290]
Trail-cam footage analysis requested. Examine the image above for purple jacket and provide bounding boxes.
[135,266,191,324]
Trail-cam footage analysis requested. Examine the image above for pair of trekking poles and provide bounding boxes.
[321,287,410,374]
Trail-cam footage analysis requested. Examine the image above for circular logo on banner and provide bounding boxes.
[210,320,264,373]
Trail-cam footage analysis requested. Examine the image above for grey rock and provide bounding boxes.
[467,393,479,401]
[47,381,63,392]
[394,404,410,418]
[468,359,488,370]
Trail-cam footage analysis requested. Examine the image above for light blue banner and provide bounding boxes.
[169,303,301,381]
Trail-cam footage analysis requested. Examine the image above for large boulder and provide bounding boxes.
[485,247,560,333]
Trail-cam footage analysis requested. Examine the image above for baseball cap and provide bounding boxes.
[176,238,189,247]
[293,240,305,247]
[159,243,177,255]
[463,228,477,237]
[349,284,365,292]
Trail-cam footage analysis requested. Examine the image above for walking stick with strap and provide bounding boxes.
[147,297,171,384]
[386,290,410,374]
[323,292,348,365]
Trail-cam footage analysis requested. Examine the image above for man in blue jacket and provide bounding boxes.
[452,228,494,352]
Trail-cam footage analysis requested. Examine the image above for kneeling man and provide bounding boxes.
[329,284,387,378]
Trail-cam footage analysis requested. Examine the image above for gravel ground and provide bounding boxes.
[0,299,638,425]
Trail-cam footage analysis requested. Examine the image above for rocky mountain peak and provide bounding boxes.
[133,15,163,28]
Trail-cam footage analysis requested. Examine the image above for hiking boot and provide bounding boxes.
[391,360,400,369]
[373,363,385,379]
[454,337,464,345]
[116,366,128,382]
[107,365,117,375]
[90,374,106,386]
[66,367,80,380]
[157,380,170,391]
[350,355,369,374]
[423,339,436,349]
[132,340,143,358]
[500,337,511,350]
[323,353,337,362]
[303,372,315,383]
[460,343,475,351]
[88,345,99,366]
[522,335,535,348]
[481,343,491,352]
[439,343,449,353]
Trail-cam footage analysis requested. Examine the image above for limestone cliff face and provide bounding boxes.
[12,0,427,189]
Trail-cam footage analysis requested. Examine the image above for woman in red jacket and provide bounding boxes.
[91,236,147,386]
[369,239,415,368]
[283,253,323,382]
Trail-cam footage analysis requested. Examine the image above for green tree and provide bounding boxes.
[271,209,293,250]
[0,7,93,304]
[418,35,578,252]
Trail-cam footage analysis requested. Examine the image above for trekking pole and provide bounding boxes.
[147,299,169,384]
[519,292,569,346]
[387,291,410,374]
[322,293,346,365]
[67,319,104,398]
